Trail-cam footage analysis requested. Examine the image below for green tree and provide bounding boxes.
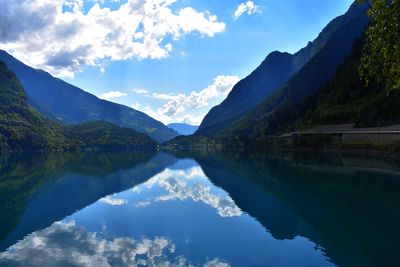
[359,0,400,91]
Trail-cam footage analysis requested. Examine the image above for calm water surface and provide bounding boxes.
[0,150,399,266]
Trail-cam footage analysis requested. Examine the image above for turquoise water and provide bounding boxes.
[0,150,399,266]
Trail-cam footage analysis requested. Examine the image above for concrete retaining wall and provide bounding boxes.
[342,133,400,144]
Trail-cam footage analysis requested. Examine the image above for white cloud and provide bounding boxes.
[98,90,127,100]
[132,88,149,95]
[133,75,240,125]
[0,0,226,77]
[233,1,261,19]
[180,114,205,126]
[130,101,142,110]
[152,92,182,101]
[99,195,128,205]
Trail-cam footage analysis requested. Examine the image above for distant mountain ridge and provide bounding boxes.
[167,123,199,136]
[0,51,178,143]
[198,1,369,133]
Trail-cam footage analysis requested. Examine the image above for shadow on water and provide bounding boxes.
[0,151,176,251]
[171,149,400,267]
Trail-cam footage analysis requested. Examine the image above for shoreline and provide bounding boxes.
[161,141,400,161]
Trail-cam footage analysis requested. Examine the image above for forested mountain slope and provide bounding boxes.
[0,62,157,151]
[0,51,178,143]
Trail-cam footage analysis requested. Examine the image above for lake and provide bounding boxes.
[0,150,399,267]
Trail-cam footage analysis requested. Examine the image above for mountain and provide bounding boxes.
[0,51,178,143]
[0,62,157,151]
[214,13,371,144]
[269,38,400,134]
[167,123,199,135]
[0,61,68,151]
[198,1,369,134]
[63,121,158,149]
[215,36,400,144]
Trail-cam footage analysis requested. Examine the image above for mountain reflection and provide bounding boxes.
[1,150,399,266]
[0,151,176,251]
[0,154,335,267]
[176,149,400,267]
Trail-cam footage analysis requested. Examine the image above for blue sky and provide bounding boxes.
[1,0,354,125]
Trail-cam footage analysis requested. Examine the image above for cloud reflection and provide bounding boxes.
[99,195,128,206]
[0,221,230,267]
[135,200,151,208]
[134,166,242,218]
